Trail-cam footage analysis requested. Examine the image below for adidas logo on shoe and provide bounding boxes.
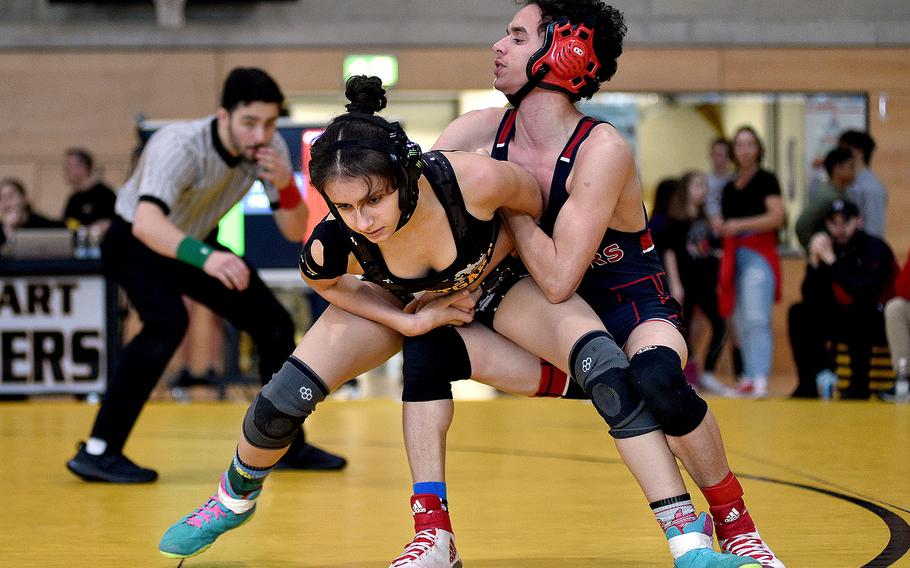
[412,500,426,515]
[724,508,741,524]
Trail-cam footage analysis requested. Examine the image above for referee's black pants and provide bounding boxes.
[91,217,296,454]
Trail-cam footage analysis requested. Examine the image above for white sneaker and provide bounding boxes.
[751,377,769,398]
[699,372,736,396]
[389,528,461,568]
[734,377,768,399]
[720,531,785,567]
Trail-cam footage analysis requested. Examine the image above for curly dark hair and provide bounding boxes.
[519,0,626,101]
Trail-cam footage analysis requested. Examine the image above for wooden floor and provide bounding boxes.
[2,396,909,567]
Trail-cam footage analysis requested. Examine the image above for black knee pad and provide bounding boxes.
[629,345,708,437]
[569,331,661,439]
[402,326,472,402]
[242,356,329,449]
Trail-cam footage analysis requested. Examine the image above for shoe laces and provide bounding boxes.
[721,532,777,563]
[185,497,228,528]
[391,529,439,564]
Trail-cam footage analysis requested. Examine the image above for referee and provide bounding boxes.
[66,67,345,483]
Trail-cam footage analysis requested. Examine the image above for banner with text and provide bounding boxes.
[0,275,107,394]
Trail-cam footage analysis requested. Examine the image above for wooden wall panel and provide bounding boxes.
[872,94,910,258]
[613,49,723,91]
[0,50,219,209]
[721,49,910,92]
[396,49,501,91]
[0,51,218,157]
[221,50,345,93]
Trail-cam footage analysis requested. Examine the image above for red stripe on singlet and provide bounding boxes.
[560,118,599,161]
[495,109,518,148]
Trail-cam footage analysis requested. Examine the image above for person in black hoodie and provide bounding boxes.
[795,199,895,399]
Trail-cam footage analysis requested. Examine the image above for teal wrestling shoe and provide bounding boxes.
[159,474,259,559]
[669,513,761,568]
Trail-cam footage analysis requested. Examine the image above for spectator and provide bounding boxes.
[62,147,117,234]
[795,147,855,250]
[881,246,910,401]
[662,171,732,395]
[718,126,786,398]
[0,177,65,251]
[647,176,679,250]
[839,130,888,238]
[797,200,895,399]
[705,137,733,227]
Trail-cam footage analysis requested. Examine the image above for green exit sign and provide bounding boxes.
[343,54,398,87]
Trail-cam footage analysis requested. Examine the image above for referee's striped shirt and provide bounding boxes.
[115,116,291,240]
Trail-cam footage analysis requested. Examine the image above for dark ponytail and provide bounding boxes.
[344,75,387,114]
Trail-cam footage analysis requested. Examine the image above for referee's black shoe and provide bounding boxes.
[66,442,158,483]
[274,434,347,471]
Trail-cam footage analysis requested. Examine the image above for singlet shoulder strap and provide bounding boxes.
[491,109,518,161]
[539,116,607,235]
[422,151,479,253]
[558,116,603,165]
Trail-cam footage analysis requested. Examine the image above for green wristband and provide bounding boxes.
[176,236,213,269]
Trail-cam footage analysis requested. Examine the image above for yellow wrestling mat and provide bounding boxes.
[1,397,908,567]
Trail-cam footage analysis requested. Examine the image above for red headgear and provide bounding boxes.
[526,19,600,96]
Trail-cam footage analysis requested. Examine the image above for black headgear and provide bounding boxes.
[506,18,600,108]
[328,113,423,230]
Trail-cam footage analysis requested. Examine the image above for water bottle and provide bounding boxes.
[895,358,909,401]
[815,369,838,401]
[86,225,102,259]
[74,226,88,259]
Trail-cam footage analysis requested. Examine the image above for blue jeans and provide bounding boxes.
[732,247,775,379]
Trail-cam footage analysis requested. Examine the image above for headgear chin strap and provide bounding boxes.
[506,19,600,108]
[326,113,423,231]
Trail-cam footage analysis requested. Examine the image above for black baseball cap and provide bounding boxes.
[827,199,860,221]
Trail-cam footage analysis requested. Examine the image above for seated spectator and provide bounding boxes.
[795,147,855,250]
[789,200,895,399]
[0,177,65,251]
[839,130,888,238]
[62,148,116,237]
[882,247,910,401]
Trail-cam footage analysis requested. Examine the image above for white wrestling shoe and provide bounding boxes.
[720,531,785,567]
[389,494,462,568]
[389,527,461,568]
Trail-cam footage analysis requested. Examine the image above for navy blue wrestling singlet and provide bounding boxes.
[491,109,681,346]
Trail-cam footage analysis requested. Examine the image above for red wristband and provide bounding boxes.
[278,178,303,209]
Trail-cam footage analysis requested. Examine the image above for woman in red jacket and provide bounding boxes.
[717,127,786,398]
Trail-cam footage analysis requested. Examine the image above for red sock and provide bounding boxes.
[700,471,757,540]
[535,361,570,397]
[410,494,453,533]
